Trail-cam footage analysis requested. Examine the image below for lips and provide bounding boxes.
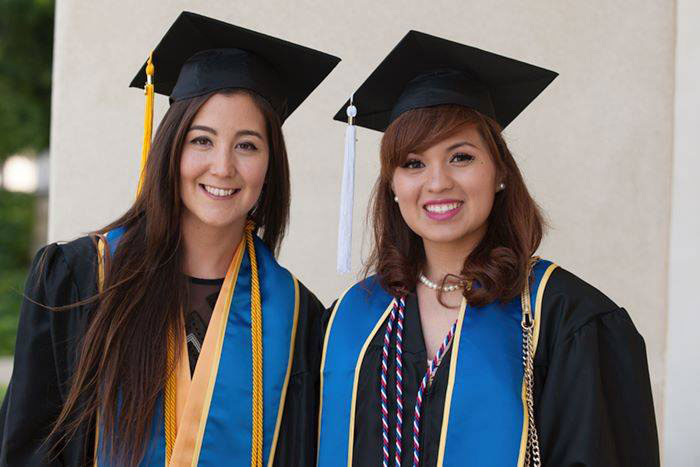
[423,199,463,220]
[200,184,240,199]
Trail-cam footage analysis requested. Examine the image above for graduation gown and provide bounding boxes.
[0,235,325,466]
[318,262,659,466]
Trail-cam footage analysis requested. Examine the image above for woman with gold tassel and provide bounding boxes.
[0,12,339,466]
[318,31,659,466]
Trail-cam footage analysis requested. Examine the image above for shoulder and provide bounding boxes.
[294,278,326,311]
[542,265,619,320]
[27,235,98,302]
[54,235,99,290]
[335,275,393,309]
[536,264,638,355]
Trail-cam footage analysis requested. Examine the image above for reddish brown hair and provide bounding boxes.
[365,104,545,306]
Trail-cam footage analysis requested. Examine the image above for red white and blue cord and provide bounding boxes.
[381,301,397,467]
[394,298,406,466]
[411,319,457,467]
[380,296,457,467]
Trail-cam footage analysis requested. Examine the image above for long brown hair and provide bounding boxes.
[365,104,544,307]
[48,88,290,464]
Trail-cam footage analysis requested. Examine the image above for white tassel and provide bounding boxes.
[337,99,357,274]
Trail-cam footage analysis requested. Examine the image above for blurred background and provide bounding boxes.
[0,0,53,399]
[0,0,697,464]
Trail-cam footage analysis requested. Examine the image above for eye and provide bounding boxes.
[190,136,212,147]
[451,152,475,163]
[236,141,258,151]
[401,158,424,169]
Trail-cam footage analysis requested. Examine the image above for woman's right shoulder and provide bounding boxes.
[27,235,99,304]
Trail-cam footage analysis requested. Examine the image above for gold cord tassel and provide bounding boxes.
[246,220,264,467]
[137,52,155,195]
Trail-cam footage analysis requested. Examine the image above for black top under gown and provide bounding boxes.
[326,267,659,467]
[184,277,222,376]
[0,236,325,466]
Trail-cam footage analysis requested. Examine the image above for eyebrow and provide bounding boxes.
[236,129,265,140]
[447,140,481,151]
[188,125,217,135]
[187,126,265,140]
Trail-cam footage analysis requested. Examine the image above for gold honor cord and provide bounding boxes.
[246,220,264,467]
[164,329,177,463]
[137,52,155,195]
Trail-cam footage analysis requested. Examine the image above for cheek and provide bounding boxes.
[179,150,205,183]
[391,172,420,201]
[460,171,496,217]
[241,152,270,192]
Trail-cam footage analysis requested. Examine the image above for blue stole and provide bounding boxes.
[318,260,557,466]
[96,227,299,466]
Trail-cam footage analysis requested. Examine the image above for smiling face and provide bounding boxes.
[179,92,269,233]
[391,123,501,251]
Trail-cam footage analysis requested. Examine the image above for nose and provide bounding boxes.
[426,163,453,192]
[209,145,236,178]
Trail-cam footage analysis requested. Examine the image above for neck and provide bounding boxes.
[421,226,486,282]
[181,213,246,279]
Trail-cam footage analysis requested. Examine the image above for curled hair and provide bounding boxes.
[364,105,545,306]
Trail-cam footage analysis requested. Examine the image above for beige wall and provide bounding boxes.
[51,0,678,446]
[663,0,700,464]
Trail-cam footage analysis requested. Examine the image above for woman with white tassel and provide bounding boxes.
[319,30,659,467]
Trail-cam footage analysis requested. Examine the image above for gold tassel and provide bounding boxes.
[137,52,155,195]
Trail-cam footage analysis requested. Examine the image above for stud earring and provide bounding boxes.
[394,195,399,202]
[498,182,506,191]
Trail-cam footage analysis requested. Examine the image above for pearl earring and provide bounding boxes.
[394,195,399,202]
[498,182,506,191]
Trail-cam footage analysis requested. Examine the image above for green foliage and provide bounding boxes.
[0,190,35,355]
[0,0,55,161]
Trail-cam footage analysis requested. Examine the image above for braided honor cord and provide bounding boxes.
[379,297,458,467]
[394,298,406,466]
[411,319,457,467]
[380,301,398,466]
[246,221,264,467]
[380,297,407,467]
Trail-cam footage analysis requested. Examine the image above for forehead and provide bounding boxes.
[420,123,487,153]
[192,92,266,131]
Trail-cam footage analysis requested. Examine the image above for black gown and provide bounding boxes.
[0,236,325,466]
[329,267,659,467]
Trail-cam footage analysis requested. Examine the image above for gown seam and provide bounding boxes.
[557,306,626,345]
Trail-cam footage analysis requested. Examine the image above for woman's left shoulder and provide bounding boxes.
[536,262,641,347]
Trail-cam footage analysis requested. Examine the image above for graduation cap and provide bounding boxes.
[333,30,557,131]
[130,11,340,192]
[334,30,557,273]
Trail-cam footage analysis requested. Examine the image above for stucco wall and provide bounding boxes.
[50,0,678,445]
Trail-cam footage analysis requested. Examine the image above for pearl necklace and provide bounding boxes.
[418,273,464,292]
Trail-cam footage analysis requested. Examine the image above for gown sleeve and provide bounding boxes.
[535,268,659,467]
[271,282,327,467]
[0,239,96,467]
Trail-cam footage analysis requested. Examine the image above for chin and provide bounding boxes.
[193,211,243,230]
[421,232,469,245]
[416,223,480,246]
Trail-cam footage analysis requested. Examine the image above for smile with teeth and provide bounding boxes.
[201,184,239,197]
[424,201,463,213]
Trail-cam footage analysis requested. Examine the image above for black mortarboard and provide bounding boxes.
[130,11,341,122]
[333,30,557,131]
